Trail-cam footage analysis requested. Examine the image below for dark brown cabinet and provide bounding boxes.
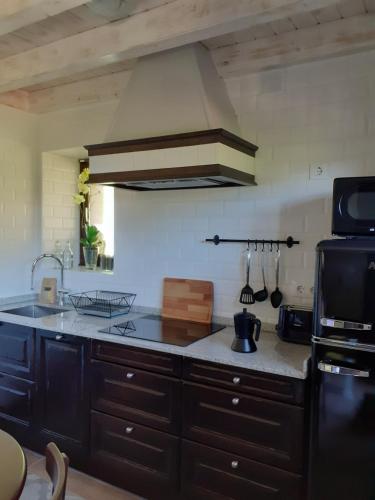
[91,359,182,434]
[92,340,182,377]
[182,382,305,473]
[0,322,34,380]
[0,326,308,499]
[34,330,89,463]
[0,322,36,444]
[0,372,36,442]
[181,440,303,500]
[183,358,305,405]
[91,410,180,499]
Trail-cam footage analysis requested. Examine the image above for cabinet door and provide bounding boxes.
[183,382,305,473]
[91,410,180,500]
[91,359,182,434]
[0,372,36,444]
[36,330,89,460]
[0,322,34,379]
[181,440,304,500]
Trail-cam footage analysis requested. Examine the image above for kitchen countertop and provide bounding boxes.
[0,300,311,380]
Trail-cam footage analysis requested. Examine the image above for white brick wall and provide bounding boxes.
[44,50,375,324]
[42,152,79,261]
[0,105,40,296]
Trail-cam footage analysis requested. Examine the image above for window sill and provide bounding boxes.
[67,266,114,276]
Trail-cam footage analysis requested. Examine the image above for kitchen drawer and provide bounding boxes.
[183,358,305,405]
[0,373,35,430]
[0,322,35,380]
[182,382,304,473]
[90,410,179,500]
[181,440,304,500]
[91,359,182,434]
[91,340,182,377]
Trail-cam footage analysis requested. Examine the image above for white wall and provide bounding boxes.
[0,105,40,297]
[39,49,375,323]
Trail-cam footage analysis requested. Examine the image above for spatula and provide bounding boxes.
[240,245,255,305]
[254,251,268,302]
[270,248,283,308]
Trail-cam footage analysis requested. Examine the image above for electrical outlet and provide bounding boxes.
[309,162,329,180]
[296,284,305,296]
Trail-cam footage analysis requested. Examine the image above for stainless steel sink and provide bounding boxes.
[3,305,68,318]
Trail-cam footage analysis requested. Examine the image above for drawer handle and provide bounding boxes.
[233,377,240,385]
[231,460,239,469]
[126,372,135,379]
[232,397,240,406]
[125,426,134,434]
[55,334,63,341]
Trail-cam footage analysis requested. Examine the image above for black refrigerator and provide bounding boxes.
[309,238,375,500]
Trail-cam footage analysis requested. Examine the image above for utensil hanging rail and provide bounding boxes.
[204,235,299,248]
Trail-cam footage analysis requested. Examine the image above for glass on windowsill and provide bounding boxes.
[99,255,114,272]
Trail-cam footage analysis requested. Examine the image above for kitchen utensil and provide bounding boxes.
[69,290,136,317]
[270,248,283,308]
[162,278,213,324]
[240,245,255,305]
[254,251,268,302]
[231,308,262,353]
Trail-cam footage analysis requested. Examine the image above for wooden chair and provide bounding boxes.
[45,443,69,500]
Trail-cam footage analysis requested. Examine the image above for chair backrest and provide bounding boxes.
[45,442,69,500]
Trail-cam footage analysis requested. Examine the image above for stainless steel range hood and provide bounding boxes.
[85,45,258,190]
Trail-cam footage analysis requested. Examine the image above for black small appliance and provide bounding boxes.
[276,305,312,345]
[231,308,261,353]
[332,176,375,237]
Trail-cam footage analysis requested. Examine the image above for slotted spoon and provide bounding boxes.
[240,245,255,305]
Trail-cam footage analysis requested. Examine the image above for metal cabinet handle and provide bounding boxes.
[231,461,239,469]
[126,372,135,379]
[232,397,240,406]
[233,377,240,385]
[125,426,134,434]
[55,334,63,341]
[318,362,370,378]
[321,318,372,331]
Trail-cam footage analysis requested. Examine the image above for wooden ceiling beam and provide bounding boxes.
[27,70,131,113]
[212,13,375,77]
[0,0,88,37]
[0,0,340,93]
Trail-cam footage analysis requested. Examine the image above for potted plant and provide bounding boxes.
[73,167,103,270]
[81,224,101,270]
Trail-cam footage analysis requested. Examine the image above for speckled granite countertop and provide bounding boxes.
[0,300,311,380]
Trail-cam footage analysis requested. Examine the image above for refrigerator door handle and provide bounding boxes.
[321,318,372,331]
[318,361,370,378]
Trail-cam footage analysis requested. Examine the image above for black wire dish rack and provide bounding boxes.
[69,290,136,318]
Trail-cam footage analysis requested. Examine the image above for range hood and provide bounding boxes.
[86,45,258,191]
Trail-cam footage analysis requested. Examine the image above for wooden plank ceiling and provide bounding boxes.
[0,0,373,113]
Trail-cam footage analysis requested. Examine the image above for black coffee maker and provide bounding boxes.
[232,308,261,353]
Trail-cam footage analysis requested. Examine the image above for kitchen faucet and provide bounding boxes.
[31,254,68,306]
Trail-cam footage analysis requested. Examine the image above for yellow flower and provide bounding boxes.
[78,182,90,195]
[78,168,90,183]
[73,193,85,205]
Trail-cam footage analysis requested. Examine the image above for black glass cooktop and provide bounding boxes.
[98,314,226,347]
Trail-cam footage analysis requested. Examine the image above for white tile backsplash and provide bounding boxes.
[39,49,375,324]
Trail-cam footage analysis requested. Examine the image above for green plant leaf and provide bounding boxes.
[81,225,100,248]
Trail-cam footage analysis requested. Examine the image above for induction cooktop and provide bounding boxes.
[98,314,226,347]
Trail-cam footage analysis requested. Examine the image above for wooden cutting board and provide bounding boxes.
[162,278,213,324]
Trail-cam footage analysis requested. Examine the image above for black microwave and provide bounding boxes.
[332,176,375,237]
